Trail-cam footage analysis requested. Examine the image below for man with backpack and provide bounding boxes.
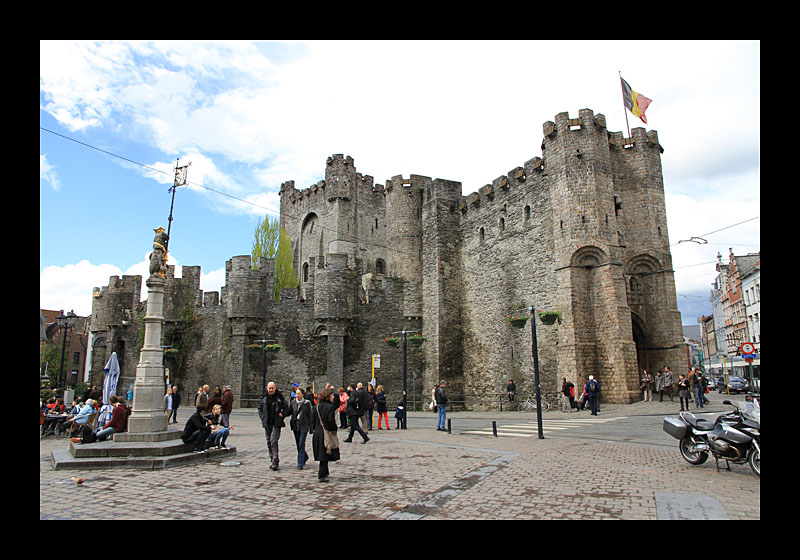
[343,383,369,444]
[585,375,600,416]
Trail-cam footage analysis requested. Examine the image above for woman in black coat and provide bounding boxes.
[312,388,341,482]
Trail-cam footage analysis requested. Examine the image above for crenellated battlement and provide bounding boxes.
[90,106,681,409]
[457,109,663,217]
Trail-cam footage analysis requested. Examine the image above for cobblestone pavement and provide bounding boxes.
[40,396,759,520]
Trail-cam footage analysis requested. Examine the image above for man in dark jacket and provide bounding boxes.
[181,405,212,452]
[170,386,181,424]
[343,383,370,444]
[258,381,288,470]
[435,381,448,431]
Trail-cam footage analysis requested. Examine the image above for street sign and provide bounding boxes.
[740,342,756,355]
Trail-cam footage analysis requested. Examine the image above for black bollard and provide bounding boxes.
[492,421,498,437]
[447,418,451,434]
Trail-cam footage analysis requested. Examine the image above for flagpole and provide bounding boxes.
[619,71,631,138]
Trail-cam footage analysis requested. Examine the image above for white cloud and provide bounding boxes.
[41,253,183,318]
[201,267,226,296]
[40,260,123,316]
[40,154,60,191]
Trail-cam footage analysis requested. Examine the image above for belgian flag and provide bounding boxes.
[620,77,652,124]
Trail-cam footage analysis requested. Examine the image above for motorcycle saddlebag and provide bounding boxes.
[663,416,687,440]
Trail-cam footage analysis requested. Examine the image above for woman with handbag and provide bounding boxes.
[312,388,341,483]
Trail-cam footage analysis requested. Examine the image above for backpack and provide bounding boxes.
[80,424,97,444]
[588,380,598,394]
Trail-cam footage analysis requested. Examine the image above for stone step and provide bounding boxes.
[50,444,236,470]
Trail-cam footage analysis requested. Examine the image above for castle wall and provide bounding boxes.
[89,108,684,410]
[457,156,559,405]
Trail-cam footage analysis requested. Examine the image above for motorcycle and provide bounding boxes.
[663,399,759,476]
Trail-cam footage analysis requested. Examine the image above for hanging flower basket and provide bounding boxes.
[384,336,401,348]
[265,343,282,353]
[247,344,262,350]
[408,334,427,347]
[538,310,561,325]
[506,315,529,329]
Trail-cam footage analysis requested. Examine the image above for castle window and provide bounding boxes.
[524,205,531,221]
[479,227,485,243]
[629,277,643,304]
[375,259,385,275]
[303,263,309,282]
[499,217,505,231]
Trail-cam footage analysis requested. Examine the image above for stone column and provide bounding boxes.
[127,275,169,434]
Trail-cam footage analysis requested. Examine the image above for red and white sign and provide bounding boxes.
[740,342,756,355]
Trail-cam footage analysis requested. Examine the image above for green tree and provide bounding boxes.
[252,214,299,301]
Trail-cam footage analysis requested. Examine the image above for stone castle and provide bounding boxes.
[88,108,685,409]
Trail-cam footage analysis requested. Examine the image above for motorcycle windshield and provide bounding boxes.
[739,401,760,424]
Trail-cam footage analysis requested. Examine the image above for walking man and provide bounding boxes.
[343,383,369,444]
[586,375,600,416]
[258,381,288,470]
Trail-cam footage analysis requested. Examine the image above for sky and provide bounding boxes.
[40,40,760,325]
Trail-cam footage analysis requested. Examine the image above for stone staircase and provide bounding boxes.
[50,428,236,470]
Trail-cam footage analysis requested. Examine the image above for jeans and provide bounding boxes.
[186,427,211,450]
[95,427,116,441]
[293,430,309,467]
[694,386,704,408]
[588,395,598,415]
[437,404,447,429]
[208,427,229,447]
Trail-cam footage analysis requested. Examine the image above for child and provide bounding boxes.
[394,399,404,429]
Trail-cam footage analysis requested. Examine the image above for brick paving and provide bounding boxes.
[40,399,759,520]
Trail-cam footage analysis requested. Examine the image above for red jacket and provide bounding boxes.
[103,404,130,432]
[221,389,234,415]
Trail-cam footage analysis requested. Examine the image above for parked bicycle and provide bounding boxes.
[517,395,551,412]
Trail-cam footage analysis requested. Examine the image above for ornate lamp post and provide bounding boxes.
[55,310,78,397]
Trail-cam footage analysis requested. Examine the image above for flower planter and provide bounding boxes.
[537,311,561,325]
[384,337,401,348]
[265,344,282,353]
[408,336,427,347]
[506,315,529,329]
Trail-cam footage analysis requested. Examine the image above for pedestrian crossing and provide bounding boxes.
[461,416,626,438]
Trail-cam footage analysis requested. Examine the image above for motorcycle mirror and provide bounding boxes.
[723,400,732,405]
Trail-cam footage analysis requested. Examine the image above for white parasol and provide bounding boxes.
[98,352,120,426]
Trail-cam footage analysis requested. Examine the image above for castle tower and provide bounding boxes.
[225,255,274,404]
[544,109,640,403]
[609,127,684,380]
[421,178,464,394]
[324,154,359,261]
[313,253,354,388]
[385,174,428,318]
